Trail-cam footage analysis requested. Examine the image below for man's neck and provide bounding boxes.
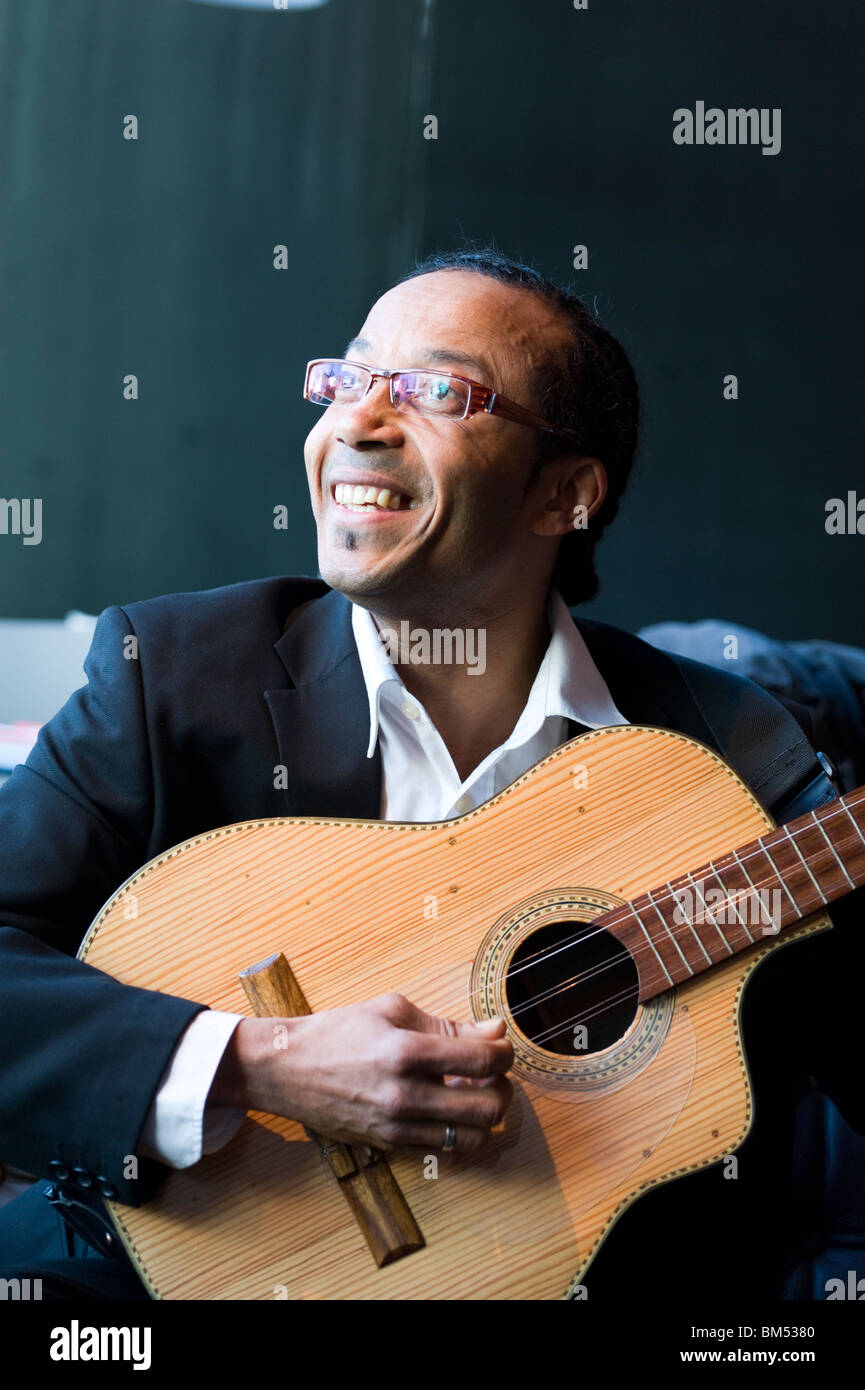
[369,594,553,783]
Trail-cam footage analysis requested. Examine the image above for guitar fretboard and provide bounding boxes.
[600,786,865,1001]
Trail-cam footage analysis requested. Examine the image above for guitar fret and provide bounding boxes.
[664,880,713,965]
[756,837,803,914]
[686,870,733,954]
[597,783,865,1012]
[780,823,828,903]
[810,811,856,890]
[731,846,758,895]
[646,888,694,975]
[841,800,865,853]
[707,860,756,945]
[629,903,674,987]
[728,849,761,941]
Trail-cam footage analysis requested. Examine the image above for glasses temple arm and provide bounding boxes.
[486,391,581,442]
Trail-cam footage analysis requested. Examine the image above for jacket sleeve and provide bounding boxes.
[0,605,207,1205]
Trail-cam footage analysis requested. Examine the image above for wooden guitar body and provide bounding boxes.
[79,725,831,1299]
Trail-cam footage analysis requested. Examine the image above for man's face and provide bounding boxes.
[303,269,573,611]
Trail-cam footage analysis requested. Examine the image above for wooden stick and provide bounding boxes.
[239,951,425,1268]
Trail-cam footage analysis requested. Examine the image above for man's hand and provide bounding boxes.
[210,992,514,1155]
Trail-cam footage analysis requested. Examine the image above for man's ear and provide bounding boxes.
[529,456,607,538]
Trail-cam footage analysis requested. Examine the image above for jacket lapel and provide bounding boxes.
[265,588,382,820]
[574,614,719,750]
[263,589,722,822]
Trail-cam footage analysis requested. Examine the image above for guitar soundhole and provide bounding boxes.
[504,920,639,1057]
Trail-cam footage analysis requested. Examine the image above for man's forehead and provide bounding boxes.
[343,335,491,379]
[347,270,566,382]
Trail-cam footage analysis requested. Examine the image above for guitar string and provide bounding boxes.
[429,790,865,1022]
[518,793,865,1015]
[427,815,865,1052]
[414,791,865,1045]
[458,785,865,985]
[530,980,639,1050]
[504,787,865,978]
[495,819,865,1050]
[492,809,865,1050]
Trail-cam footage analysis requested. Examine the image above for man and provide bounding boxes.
[0,250,860,1301]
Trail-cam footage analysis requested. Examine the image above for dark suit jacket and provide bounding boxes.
[0,576,861,1295]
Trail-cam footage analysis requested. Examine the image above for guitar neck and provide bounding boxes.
[604,784,865,1001]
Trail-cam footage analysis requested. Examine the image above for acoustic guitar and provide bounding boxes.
[78,724,865,1299]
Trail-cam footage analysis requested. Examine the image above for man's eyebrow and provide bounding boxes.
[417,347,489,377]
[344,336,373,357]
[343,339,490,378]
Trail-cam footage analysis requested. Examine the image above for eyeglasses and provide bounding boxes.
[303,358,580,441]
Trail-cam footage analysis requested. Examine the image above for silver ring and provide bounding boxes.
[442,1123,457,1153]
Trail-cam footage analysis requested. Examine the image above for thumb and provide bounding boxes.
[405,1003,507,1039]
[460,1015,507,1038]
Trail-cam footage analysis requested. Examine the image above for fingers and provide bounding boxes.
[395,996,506,1041]
[390,1075,514,1127]
[372,994,514,1079]
[376,992,505,1041]
[272,995,517,1156]
[365,1074,513,1156]
[394,1028,514,1080]
[381,1119,494,1156]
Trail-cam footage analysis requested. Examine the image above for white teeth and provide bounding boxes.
[333,482,412,512]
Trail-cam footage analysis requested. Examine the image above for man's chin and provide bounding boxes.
[318,556,400,600]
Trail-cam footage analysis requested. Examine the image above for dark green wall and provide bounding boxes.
[1,0,863,641]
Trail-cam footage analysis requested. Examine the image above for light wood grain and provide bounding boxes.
[80,724,831,1300]
[239,951,424,1266]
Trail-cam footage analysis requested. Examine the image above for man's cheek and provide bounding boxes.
[303,416,330,463]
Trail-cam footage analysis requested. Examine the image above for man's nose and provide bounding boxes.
[334,379,405,449]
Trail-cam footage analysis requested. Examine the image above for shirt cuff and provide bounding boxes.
[138,1010,248,1169]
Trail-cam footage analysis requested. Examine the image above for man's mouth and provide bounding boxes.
[331,482,418,513]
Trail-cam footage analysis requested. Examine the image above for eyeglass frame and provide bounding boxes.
[303,358,582,444]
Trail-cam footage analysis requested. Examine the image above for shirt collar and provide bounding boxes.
[350,587,629,759]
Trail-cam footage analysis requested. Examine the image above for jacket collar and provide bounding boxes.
[266,586,382,819]
[573,615,683,730]
[265,587,718,818]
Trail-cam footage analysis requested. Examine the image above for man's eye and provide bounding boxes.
[332,370,362,399]
[426,377,452,400]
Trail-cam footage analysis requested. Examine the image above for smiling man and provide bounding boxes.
[302,266,612,782]
[0,249,857,1302]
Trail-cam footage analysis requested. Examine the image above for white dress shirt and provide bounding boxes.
[137,587,629,1168]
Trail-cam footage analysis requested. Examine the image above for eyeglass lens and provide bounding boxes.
[307,360,470,418]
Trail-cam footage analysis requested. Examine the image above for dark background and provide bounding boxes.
[1,0,862,640]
